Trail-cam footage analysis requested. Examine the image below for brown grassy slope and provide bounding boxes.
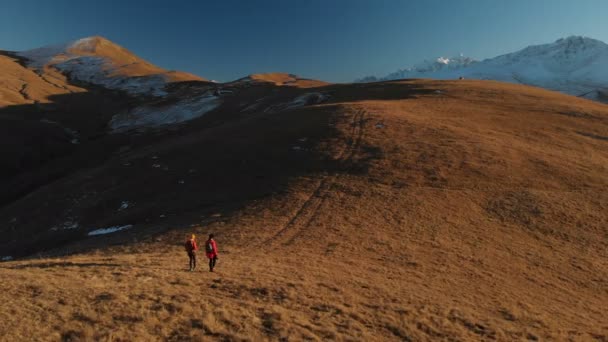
[1,80,607,341]
[247,73,330,88]
[0,52,85,106]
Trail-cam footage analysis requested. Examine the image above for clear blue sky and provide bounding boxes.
[1,0,607,82]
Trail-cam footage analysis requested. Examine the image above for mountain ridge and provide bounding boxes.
[357,36,608,102]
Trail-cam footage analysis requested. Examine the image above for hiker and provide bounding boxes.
[205,234,218,272]
[185,234,198,271]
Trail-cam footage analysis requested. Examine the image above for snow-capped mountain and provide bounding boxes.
[358,55,478,83]
[17,36,203,97]
[358,36,608,102]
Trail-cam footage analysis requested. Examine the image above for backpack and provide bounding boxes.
[206,240,214,253]
[185,240,194,252]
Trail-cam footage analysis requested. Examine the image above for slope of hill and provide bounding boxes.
[0,50,86,106]
[1,78,607,340]
[229,73,331,88]
[359,36,608,102]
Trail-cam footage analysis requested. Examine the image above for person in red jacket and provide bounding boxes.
[185,234,198,272]
[205,234,218,272]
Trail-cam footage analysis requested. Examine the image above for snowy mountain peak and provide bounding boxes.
[17,36,138,69]
[554,36,606,49]
[506,35,608,59]
[17,36,203,97]
[357,54,477,82]
[68,36,120,54]
[357,36,608,103]
[411,55,477,73]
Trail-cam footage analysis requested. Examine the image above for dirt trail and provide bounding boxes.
[265,108,367,247]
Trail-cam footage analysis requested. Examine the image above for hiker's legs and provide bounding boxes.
[189,253,196,270]
[209,256,217,271]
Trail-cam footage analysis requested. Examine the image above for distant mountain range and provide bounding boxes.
[357,36,608,103]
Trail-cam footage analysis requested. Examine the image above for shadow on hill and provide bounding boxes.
[0,89,138,212]
[0,80,432,259]
[323,80,438,103]
[6,261,121,269]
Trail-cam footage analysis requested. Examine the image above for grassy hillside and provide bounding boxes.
[1,80,607,341]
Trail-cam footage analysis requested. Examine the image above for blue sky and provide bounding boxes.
[1,0,606,82]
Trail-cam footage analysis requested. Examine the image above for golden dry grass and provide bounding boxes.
[0,53,85,106]
[249,73,330,88]
[1,80,607,341]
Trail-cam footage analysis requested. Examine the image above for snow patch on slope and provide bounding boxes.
[88,224,133,236]
[264,92,329,113]
[54,56,169,96]
[110,93,221,131]
[16,43,72,69]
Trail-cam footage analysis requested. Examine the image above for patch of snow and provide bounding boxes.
[1,256,13,262]
[64,221,79,230]
[16,42,72,69]
[159,214,166,218]
[241,102,263,112]
[88,224,133,236]
[284,93,329,110]
[152,164,161,168]
[216,89,234,95]
[55,56,169,96]
[265,93,329,113]
[50,220,79,231]
[110,93,221,132]
[70,37,99,52]
[118,201,129,211]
